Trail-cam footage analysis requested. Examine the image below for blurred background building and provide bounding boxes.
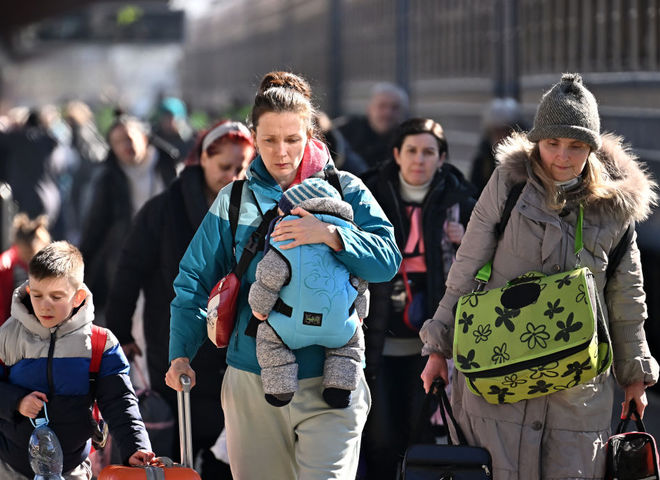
[1,0,660,351]
[0,0,184,124]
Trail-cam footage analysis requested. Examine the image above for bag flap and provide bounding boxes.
[207,272,242,348]
[453,267,597,374]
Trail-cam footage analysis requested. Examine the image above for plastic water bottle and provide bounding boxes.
[29,404,64,480]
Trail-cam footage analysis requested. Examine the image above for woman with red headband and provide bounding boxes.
[105,120,254,478]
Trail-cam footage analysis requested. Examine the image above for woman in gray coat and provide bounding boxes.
[420,73,659,479]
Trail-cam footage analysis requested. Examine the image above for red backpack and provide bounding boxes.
[89,325,109,450]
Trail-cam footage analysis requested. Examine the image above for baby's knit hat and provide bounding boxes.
[527,73,602,150]
[279,177,341,215]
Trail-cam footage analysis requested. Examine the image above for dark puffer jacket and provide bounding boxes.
[362,161,477,374]
[105,165,226,451]
[79,147,176,314]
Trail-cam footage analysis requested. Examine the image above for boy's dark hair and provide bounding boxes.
[28,241,84,288]
[392,117,448,157]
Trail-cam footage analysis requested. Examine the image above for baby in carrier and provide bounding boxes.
[249,177,368,409]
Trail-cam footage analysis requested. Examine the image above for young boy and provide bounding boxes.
[0,241,154,479]
[248,177,368,409]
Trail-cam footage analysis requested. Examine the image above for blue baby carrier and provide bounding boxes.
[267,213,360,350]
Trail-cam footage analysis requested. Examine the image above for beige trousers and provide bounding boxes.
[221,366,371,480]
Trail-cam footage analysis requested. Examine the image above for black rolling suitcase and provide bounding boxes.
[401,378,492,480]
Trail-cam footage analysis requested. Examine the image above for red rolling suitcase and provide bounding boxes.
[98,375,202,480]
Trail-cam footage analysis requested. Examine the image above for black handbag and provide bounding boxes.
[401,378,493,480]
[605,400,660,480]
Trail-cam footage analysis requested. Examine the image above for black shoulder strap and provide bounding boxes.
[324,166,344,200]
[606,222,634,281]
[411,377,469,446]
[495,182,525,238]
[229,180,245,240]
[234,206,279,279]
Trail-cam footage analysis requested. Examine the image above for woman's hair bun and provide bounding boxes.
[258,71,312,100]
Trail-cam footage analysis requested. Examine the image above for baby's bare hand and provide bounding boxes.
[253,311,268,321]
[18,391,48,418]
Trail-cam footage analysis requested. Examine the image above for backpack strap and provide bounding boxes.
[229,180,245,243]
[474,182,525,286]
[89,325,108,391]
[88,325,110,450]
[239,205,279,338]
[495,182,525,239]
[234,206,279,280]
[324,166,344,200]
[606,222,634,281]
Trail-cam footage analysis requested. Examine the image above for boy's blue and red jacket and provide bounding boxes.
[169,150,402,378]
[0,283,151,477]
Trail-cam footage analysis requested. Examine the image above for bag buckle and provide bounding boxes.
[244,232,260,255]
[574,251,582,269]
[474,279,487,292]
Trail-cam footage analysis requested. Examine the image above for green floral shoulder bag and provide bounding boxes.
[453,183,630,404]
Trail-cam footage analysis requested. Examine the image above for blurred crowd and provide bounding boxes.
[0,85,524,480]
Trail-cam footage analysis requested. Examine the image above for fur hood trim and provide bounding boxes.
[495,131,659,222]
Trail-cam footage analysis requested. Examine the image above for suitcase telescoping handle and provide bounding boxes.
[177,374,193,468]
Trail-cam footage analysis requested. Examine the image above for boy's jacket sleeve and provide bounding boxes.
[0,379,30,422]
[96,338,151,464]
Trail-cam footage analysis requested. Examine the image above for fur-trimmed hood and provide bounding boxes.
[495,131,658,222]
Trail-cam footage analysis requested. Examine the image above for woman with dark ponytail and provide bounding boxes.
[166,71,401,479]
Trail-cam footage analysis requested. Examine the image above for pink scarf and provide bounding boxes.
[290,138,330,187]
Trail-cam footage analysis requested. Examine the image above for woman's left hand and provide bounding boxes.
[272,207,343,251]
[622,381,647,419]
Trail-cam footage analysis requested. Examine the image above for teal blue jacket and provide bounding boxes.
[169,156,401,378]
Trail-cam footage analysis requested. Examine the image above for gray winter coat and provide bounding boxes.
[420,132,659,480]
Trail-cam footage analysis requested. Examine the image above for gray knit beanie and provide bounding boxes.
[279,177,341,215]
[527,73,602,150]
